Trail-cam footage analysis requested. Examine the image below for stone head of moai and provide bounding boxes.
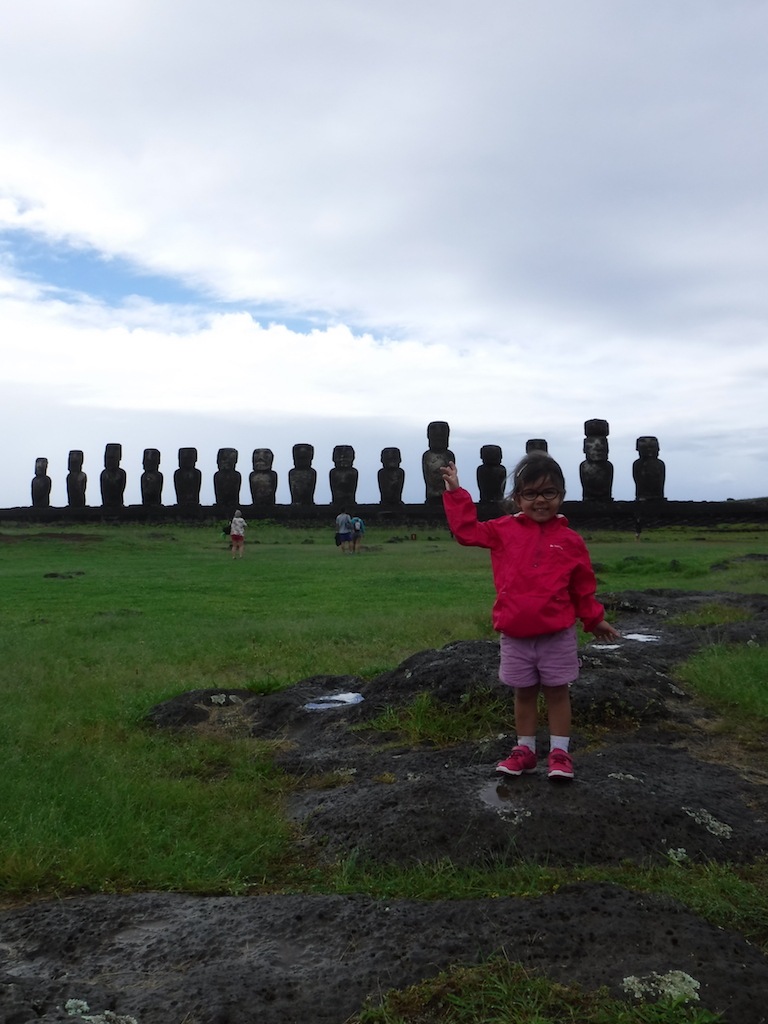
[143,448,161,472]
[583,419,610,462]
[34,457,49,476]
[332,445,355,468]
[178,447,198,469]
[292,443,314,469]
[68,450,84,472]
[636,436,660,458]
[480,444,502,466]
[381,447,402,468]
[104,443,122,469]
[427,420,450,451]
[252,448,274,471]
[526,439,548,454]
[217,448,238,472]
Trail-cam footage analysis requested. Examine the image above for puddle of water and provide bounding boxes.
[591,633,660,651]
[479,779,533,823]
[479,778,524,808]
[304,692,364,711]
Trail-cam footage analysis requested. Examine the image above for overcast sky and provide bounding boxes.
[2,0,767,509]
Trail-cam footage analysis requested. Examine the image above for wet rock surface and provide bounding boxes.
[2,886,768,1024]
[3,589,768,1023]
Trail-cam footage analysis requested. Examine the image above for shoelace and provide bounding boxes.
[509,747,534,762]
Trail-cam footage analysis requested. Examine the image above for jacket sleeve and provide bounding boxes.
[568,541,605,633]
[442,488,499,549]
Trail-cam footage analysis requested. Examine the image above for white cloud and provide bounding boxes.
[1,1,768,508]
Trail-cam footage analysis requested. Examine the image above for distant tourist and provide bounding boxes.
[350,515,365,553]
[440,453,620,782]
[335,510,353,554]
[230,510,247,559]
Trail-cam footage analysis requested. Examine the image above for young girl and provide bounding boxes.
[441,453,619,780]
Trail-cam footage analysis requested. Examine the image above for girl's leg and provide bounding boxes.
[497,685,540,775]
[543,684,574,779]
[543,684,571,737]
[514,685,541,738]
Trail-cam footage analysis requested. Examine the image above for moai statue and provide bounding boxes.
[476,445,506,503]
[422,421,455,504]
[289,443,317,504]
[31,458,52,507]
[174,448,202,506]
[329,445,358,506]
[526,439,548,454]
[141,449,163,506]
[100,443,126,507]
[580,419,613,502]
[633,436,666,501]
[378,447,405,504]
[249,448,278,505]
[214,448,241,509]
[66,450,87,507]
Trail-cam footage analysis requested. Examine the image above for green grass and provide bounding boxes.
[360,689,515,746]
[2,521,768,898]
[674,644,768,725]
[585,526,768,593]
[2,521,768,1019]
[667,603,753,627]
[350,957,721,1023]
[0,523,496,895]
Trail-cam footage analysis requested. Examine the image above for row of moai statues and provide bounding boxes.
[579,418,665,502]
[471,421,665,503]
[29,420,665,508]
[31,442,405,508]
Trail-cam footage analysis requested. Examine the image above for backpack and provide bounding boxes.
[352,518,363,533]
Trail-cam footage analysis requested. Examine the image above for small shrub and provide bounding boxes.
[668,603,752,627]
[361,689,513,747]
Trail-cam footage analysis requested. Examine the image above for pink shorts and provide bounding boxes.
[499,626,579,689]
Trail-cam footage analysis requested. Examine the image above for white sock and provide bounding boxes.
[517,736,536,753]
[550,735,570,752]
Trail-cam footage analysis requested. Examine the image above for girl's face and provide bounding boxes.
[514,475,564,523]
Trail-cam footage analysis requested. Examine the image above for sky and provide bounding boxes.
[2,0,768,509]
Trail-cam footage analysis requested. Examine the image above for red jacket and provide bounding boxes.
[443,487,605,638]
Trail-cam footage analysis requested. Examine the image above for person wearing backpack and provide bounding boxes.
[350,515,365,554]
[335,510,353,553]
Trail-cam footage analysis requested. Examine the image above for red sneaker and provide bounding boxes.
[548,748,574,780]
[496,745,537,776]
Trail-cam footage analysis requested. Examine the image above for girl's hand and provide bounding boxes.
[440,462,460,491]
[592,620,620,642]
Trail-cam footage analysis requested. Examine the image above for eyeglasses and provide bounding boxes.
[518,487,562,502]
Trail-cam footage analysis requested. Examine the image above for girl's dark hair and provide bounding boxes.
[502,453,566,513]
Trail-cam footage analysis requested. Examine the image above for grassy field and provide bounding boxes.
[2,519,768,1020]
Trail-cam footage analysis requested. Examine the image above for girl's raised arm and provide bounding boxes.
[440,461,460,491]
